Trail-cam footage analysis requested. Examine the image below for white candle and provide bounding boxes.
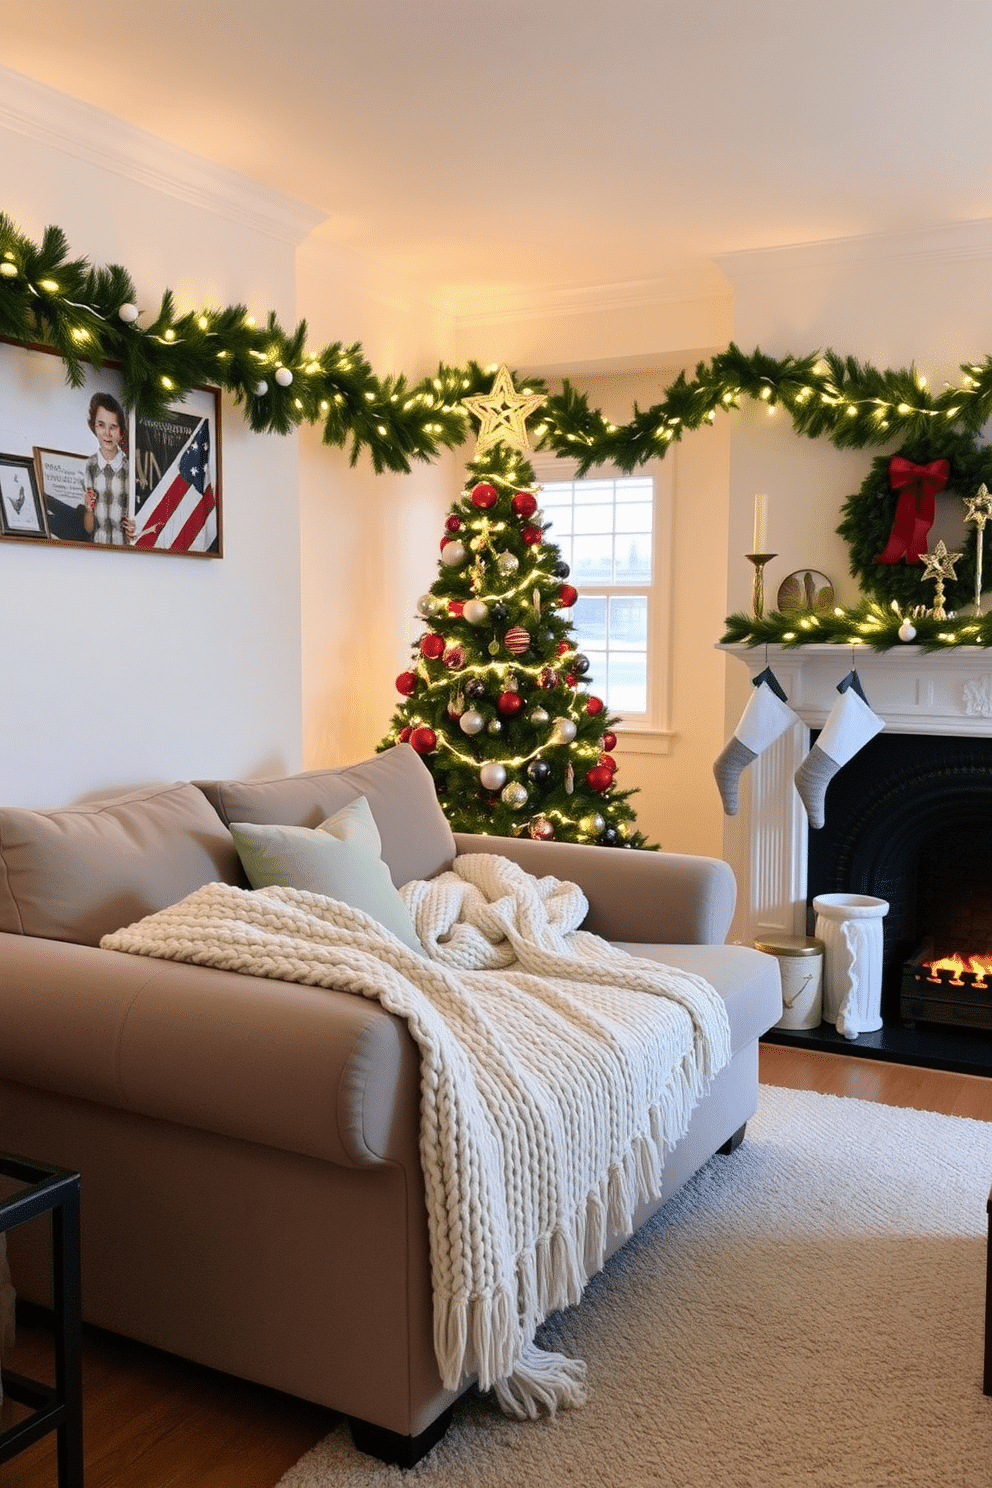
[752,493,768,553]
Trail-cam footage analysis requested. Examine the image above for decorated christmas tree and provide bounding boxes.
[379,366,654,847]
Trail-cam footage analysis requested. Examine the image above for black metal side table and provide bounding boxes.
[0,1153,83,1487]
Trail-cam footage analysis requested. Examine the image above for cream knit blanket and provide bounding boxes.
[102,853,731,1419]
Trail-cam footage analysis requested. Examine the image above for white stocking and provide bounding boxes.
[713,673,800,816]
[795,677,884,829]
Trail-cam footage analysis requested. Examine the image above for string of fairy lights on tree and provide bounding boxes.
[6,211,992,477]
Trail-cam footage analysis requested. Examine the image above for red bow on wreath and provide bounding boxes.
[874,456,949,564]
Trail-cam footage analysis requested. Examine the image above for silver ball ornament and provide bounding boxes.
[463,599,490,625]
[580,813,606,836]
[275,366,294,387]
[118,301,139,322]
[551,717,577,743]
[501,782,529,809]
[496,551,519,576]
[440,540,468,567]
[459,709,485,735]
[479,762,507,790]
[254,380,269,396]
[487,719,503,734]
[529,707,550,726]
[417,594,439,618]
[898,621,917,642]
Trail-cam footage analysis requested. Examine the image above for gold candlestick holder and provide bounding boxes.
[746,553,777,620]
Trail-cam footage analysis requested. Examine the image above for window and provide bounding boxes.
[533,460,672,743]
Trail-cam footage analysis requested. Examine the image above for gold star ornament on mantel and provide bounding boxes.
[461,365,546,456]
[921,539,963,620]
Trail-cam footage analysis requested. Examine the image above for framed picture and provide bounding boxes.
[0,453,49,539]
[0,337,222,557]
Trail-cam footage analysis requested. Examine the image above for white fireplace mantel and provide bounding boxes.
[719,643,992,945]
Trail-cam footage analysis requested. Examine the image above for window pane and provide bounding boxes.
[572,503,615,535]
[571,535,612,583]
[615,534,651,583]
[614,501,653,534]
[608,595,648,646]
[572,596,607,642]
[607,653,647,713]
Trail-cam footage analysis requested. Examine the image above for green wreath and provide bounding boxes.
[836,427,992,610]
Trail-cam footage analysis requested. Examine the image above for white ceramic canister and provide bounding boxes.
[754,934,824,1030]
[812,893,889,1040]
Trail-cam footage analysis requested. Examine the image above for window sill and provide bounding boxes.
[614,728,675,757]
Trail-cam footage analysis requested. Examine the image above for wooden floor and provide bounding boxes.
[3,1046,991,1488]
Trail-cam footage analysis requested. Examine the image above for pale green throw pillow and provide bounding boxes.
[230,795,423,955]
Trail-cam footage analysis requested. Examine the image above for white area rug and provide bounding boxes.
[277,1085,992,1488]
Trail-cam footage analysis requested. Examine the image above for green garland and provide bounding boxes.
[6,211,992,478]
[720,600,992,652]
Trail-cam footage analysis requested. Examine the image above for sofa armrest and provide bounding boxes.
[0,932,420,1170]
[451,833,736,944]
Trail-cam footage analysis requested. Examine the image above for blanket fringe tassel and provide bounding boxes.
[492,1341,589,1421]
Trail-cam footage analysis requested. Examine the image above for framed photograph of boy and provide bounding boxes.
[0,453,49,539]
[0,338,222,557]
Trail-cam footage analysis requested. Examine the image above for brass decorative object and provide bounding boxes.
[746,553,777,620]
[962,484,992,613]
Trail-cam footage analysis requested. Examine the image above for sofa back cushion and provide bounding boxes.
[0,782,241,945]
[195,744,456,888]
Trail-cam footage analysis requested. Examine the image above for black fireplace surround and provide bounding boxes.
[764,730,992,1075]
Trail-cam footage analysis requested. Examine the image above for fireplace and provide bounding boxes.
[721,643,992,1072]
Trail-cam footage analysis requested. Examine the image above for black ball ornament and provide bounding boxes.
[597,827,620,846]
[552,560,571,579]
[463,677,487,700]
[527,760,551,784]
[490,603,509,625]
[572,654,590,675]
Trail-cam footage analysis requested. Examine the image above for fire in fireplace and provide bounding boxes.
[901,949,992,1032]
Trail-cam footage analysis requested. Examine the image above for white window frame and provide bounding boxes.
[530,453,674,754]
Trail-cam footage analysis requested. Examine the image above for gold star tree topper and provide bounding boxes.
[921,539,962,581]
[461,365,545,455]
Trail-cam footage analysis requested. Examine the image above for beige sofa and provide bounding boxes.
[0,744,781,1465]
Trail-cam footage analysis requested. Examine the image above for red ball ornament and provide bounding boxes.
[557,640,572,656]
[445,514,463,532]
[471,482,499,508]
[443,645,466,669]
[409,726,437,755]
[504,625,531,655]
[539,668,560,690]
[447,599,465,616]
[557,584,579,608]
[396,671,418,696]
[498,691,525,716]
[511,491,538,517]
[565,674,577,687]
[397,726,412,742]
[419,632,445,659]
[586,695,605,716]
[598,754,618,774]
[521,525,543,546]
[586,765,613,792]
[602,731,618,751]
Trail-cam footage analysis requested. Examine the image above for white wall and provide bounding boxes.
[0,70,319,806]
[295,237,455,768]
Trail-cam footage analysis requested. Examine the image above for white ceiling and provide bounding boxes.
[3,0,992,307]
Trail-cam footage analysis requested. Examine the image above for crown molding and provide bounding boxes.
[0,65,326,246]
[716,218,992,282]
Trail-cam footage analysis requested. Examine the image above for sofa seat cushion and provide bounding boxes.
[611,942,782,1055]
[0,782,241,945]
[196,743,456,889]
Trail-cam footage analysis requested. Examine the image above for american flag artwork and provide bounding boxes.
[132,409,218,553]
